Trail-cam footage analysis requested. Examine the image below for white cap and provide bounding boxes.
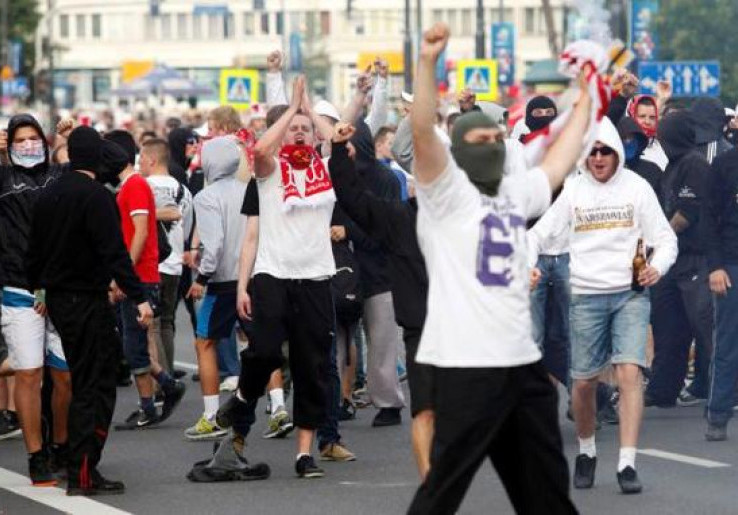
[194,122,209,137]
[401,91,414,103]
[314,100,341,122]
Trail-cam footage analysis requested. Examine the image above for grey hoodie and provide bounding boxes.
[194,137,247,286]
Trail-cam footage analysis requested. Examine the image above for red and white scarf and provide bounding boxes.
[278,145,335,211]
[523,40,612,167]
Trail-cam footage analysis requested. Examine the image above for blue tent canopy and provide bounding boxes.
[112,64,213,97]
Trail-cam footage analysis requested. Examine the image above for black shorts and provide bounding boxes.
[196,282,250,340]
[404,329,435,416]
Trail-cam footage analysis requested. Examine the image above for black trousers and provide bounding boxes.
[238,274,333,430]
[47,290,120,487]
[408,362,577,515]
[648,254,714,402]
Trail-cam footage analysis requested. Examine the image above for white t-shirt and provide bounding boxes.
[146,175,192,276]
[415,157,551,368]
[253,157,336,279]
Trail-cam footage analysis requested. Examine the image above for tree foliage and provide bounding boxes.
[656,0,738,105]
[7,0,41,77]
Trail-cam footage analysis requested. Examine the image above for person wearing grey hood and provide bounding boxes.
[183,136,250,443]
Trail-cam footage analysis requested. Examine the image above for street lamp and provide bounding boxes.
[404,0,412,91]
[475,0,485,59]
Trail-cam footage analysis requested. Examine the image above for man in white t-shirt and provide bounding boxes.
[138,139,193,375]
[407,23,592,514]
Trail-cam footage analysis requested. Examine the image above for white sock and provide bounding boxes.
[203,395,219,420]
[578,436,596,458]
[236,388,246,402]
[618,447,637,472]
[296,453,310,461]
[269,388,285,413]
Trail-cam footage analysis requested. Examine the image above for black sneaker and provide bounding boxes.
[616,466,642,494]
[372,408,402,427]
[643,392,675,408]
[68,469,125,496]
[706,423,728,442]
[0,409,21,441]
[338,399,357,421]
[160,380,186,422]
[114,409,161,430]
[573,454,596,489]
[29,450,57,486]
[295,455,324,479]
[216,394,252,429]
[48,443,69,478]
[173,369,187,380]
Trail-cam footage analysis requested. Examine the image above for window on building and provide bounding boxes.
[225,14,235,39]
[60,14,69,38]
[76,14,86,38]
[145,14,156,39]
[243,12,254,35]
[353,11,365,35]
[489,8,513,24]
[92,14,101,38]
[461,9,472,34]
[208,14,223,39]
[177,13,188,39]
[275,12,284,36]
[447,9,457,35]
[193,14,203,38]
[161,14,172,39]
[524,7,535,34]
[432,9,443,24]
[260,12,270,34]
[320,11,330,35]
[368,10,380,35]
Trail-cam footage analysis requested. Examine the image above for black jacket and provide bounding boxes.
[704,147,738,272]
[329,140,428,333]
[346,121,400,299]
[27,171,145,303]
[617,117,662,200]
[0,114,68,289]
[658,111,710,256]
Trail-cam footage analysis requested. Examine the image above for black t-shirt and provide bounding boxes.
[240,179,259,216]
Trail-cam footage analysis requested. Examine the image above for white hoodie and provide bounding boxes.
[528,118,678,294]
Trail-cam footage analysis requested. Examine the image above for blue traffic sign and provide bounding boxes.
[1,77,29,97]
[638,61,720,97]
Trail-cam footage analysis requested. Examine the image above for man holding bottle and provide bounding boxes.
[528,117,677,494]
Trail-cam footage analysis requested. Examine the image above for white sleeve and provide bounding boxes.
[527,186,572,264]
[266,72,288,108]
[415,156,479,221]
[639,183,678,276]
[364,76,388,137]
[505,167,552,220]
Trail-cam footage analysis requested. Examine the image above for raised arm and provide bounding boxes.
[365,58,389,136]
[342,65,373,125]
[538,74,592,191]
[411,23,451,185]
[301,84,335,147]
[253,75,304,178]
[266,51,288,108]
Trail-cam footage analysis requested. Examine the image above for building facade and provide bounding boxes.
[36,0,570,109]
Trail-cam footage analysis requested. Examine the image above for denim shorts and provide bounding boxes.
[569,290,650,380]
[120,283,160,375]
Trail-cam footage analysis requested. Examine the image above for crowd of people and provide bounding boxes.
[1,22,738,512]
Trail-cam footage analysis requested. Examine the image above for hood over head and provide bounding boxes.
[617,117,649,163]
[691,97,726,145]
[168,127,196,170]
[350,119,387,176]
[451,111,506,197]
[525,96,557,132]
[6,113,50,171]
[658,110,697,162]
[201,136,241,183]
[627,94,659,138]
[477,102,508,128]
[104,130,137,165]
[68,126,129,184]
[580,117,625,179]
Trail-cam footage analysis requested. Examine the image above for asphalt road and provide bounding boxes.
[2,307,738,514]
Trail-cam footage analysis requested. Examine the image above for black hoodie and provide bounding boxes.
[167,128,193,188]
[346,120,401,299]
[704,146,738,272]
[691,97,732,164]
[617,117,662,199]
[657,111,710,256]
[0,114,68,289]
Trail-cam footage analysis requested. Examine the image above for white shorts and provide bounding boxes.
[1,288,67,371]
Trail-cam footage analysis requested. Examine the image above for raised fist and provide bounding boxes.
[420,23,450,60]
[267,50,283,73]
[332,122,356,144]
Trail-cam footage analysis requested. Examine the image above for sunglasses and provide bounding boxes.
[589,146,616,157]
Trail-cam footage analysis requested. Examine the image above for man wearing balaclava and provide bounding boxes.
[0,114,74,486]
[524,95,558,134]
[645,111,714,411]
[27,125,153,496]
[406,22,594,513]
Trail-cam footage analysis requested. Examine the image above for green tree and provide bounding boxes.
[6,0,41,78]
[656,0,738,105]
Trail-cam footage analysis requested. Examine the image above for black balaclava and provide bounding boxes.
[104,130,137,166]
[68,126,129,186]
[525,96,557,132]
[451,112,506,197]
[657,111,697,163]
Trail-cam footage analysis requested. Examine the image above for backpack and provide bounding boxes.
[157,183,186,264]
[331,240,363,325]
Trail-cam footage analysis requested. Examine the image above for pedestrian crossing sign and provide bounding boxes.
[220,69,260,110]
[457,59,499,101]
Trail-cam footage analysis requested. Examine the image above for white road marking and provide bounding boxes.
[638,449,732,468]
[0,466,132,514]
[174,360,198,371]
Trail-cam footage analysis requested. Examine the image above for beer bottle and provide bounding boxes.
[631,238,646,292]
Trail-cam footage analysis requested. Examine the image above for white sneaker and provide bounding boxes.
[219,376,239,392]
